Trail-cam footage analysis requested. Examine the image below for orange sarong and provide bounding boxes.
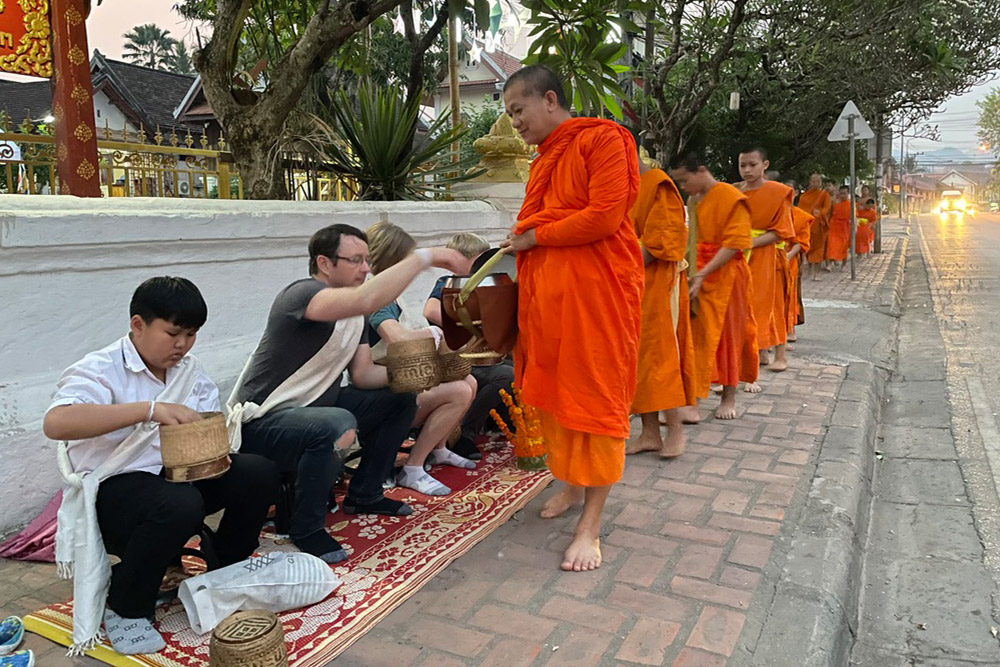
[513,117,643,487]
[857,207,876,254]
[800,188,832,265]
[742,181,795,349]
[827,200,851,261]
[690,183,758,395]
[787,206,813,331]
[630,169,696,414]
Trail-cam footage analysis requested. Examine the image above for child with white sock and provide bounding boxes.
[366,222,478,496]
[44,277,277,655]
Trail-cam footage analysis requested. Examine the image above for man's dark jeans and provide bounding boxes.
[240,387,417,540]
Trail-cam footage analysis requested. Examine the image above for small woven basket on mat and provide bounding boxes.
[159,411,230,482]
[386,338,441,393]
[209,609,288,667]
[438,349,472,383]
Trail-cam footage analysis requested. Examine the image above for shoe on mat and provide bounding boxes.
[0,650,33,667]
[450,436,482,461]
[0,617,23,656]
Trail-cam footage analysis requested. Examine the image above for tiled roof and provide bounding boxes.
[0,80,53,123]
[93,54,200,132]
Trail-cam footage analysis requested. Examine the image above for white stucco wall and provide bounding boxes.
[0,195,515,535]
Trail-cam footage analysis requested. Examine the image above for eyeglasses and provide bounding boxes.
[333,255,369,266]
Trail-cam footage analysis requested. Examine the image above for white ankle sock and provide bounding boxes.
[396,466,451,495]
[428,447,476,470]
[103,607,165,655]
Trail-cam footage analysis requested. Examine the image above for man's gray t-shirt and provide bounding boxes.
[236,278,368,407]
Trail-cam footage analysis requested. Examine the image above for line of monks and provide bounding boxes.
[500,65,881,573]
[627,148,881,460]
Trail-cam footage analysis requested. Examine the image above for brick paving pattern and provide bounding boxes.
[803,222,902,304]
[335,362,843,666]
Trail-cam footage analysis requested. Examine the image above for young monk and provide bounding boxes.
[500,66,643,572]
[735,148,795,374]
[827,186,852,268]
[801,174,832,280]
[626,154,696,459]
[670,153,757,420]
[783,181,813,343]
[856,198,877,256]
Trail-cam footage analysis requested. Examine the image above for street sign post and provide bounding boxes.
[828,101,875,281]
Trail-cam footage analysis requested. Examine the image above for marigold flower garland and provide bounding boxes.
[490,387,547,471]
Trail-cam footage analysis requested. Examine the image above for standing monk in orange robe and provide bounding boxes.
[827,185,852,268]
[801,174,832,280]
[670,153,757,420]
[501,66,643,572]
[735,148,795,375]
[783,181,813,342]
[627,158,696,459]
[856,198,877,255]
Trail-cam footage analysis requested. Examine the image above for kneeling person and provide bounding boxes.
[367,221,476,496]
[228,224,466,564]
[43,277,278,656]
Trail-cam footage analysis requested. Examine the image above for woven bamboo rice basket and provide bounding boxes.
[209,609,288,667]
[438,348,473,383]
[159,411,230,482]
[386,338,441,393]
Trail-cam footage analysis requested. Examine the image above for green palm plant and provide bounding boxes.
[306,83,483,200]
[122,24,177,70]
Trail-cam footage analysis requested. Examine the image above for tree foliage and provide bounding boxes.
[122,24,178,70]
[978,88,1000,155]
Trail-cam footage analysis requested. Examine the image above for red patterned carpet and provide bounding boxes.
[25,437,552,666]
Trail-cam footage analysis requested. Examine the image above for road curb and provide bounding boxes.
[745,224,907,667]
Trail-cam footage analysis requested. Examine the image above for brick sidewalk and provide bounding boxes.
[336,361,844,667]
[802,220,905,305]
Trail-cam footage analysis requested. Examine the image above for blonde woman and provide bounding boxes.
[367,221,477,496]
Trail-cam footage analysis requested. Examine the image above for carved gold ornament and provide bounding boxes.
[0,0,53,77]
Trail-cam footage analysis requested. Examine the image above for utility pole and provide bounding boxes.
[873,117,885,254]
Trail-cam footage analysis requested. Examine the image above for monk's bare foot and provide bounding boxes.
[715,386,739,419]
[744,382,763,393]
[822,264,832,273]
[561,534,602,572]
[626,430,662,455]
[678,405,701,425]
[787,331,797,343]
[786,342,796,351]
[770,345,788,372]
[661,425,686,458]
[711,384,724,395]
[540,486,583,519]
[759,349,771,366]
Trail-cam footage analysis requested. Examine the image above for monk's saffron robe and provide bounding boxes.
[742,181,795,349]
[513,117,643,487]
[856,207,877,255]
[800,188,832,265]
[787,206,813,330]
[630,168,696,414]
[827,200,852,262]
[691,182,757,395]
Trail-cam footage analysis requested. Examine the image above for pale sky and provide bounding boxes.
[909,75,999,163]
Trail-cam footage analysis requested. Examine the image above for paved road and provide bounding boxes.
[852,212,1000,665]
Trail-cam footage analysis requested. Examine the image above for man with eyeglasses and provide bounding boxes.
[227,224,466,564]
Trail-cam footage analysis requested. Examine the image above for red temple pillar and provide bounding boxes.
[49,0,100,197]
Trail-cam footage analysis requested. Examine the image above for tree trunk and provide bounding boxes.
[226,114,286,199]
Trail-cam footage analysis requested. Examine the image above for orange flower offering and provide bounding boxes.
[490,388,547,471]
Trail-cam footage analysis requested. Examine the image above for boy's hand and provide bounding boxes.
[153,403,203,425]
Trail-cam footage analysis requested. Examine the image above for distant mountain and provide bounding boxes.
[916,147,976,162]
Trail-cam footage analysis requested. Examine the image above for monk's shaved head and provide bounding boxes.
[739,146,768,161]
[504,66,568,110]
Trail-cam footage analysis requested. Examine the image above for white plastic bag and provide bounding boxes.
[179,552,340,634]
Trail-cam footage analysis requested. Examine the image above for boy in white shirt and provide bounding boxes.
[43,277,278,656]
